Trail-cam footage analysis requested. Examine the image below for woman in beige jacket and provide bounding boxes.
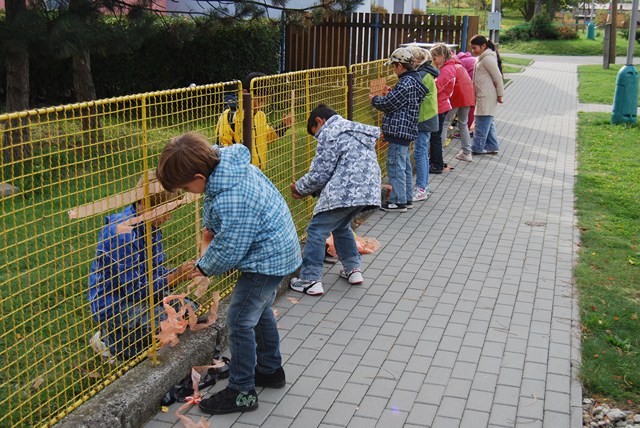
[469,35,504,155]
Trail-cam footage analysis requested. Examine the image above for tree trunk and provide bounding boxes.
[546,0,560,20]
[533,0,543,15]
[3,0,32,163]
[521,0,536,22]
[72,50,102,149]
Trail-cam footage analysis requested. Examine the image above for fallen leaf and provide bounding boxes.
[32,377,44,389]
[286,297,300,305]
[591,305,597,311]
[76,366,101,379]
[631,313,638,320]
[273,308,279,318]
[161,406,169,413]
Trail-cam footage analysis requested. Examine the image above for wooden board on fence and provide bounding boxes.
[369,78,387,97]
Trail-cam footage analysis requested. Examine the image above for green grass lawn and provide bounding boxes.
[501,56,534,66]
[578,64,640,104]
[575,112,640,408]
[501,30,639,56]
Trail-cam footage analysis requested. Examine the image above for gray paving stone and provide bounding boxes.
[354,395,388,419]
[289,409,325,428]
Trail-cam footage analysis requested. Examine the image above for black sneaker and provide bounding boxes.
[199,387,258,415]
[255,366,286,388]
[380,203,407,212]
[406,202,414,209]
[429,167,443,174]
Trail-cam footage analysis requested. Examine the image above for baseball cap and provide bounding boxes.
[384,47,414,66]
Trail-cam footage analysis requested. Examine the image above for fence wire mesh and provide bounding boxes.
[350,60,398,177]
[248,67,348,236]
[0,64,391,427]
[0,83,241,427]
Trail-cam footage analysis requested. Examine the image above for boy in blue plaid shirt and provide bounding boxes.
[156,132,301,415]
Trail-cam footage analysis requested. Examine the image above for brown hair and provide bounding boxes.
[156,132,220,192]
[136,170,180,208]
[429,43,452,62]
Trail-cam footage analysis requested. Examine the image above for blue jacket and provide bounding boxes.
[88,205,170,322]
[197,144,302,277]
[371,70,428,144]
[295,115,381,215]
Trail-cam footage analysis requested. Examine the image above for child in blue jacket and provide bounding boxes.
[156,132,301,415]
[88,173,197,361]
[370,47,428,212]
[289,104,381,296]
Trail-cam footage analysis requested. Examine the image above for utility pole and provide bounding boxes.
[609,0,618,64]
[489,0,501,45]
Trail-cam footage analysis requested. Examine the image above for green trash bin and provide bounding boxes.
[587,22,595,40]
[611,65,639,124]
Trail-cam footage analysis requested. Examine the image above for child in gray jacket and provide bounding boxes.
[289,104,381,296]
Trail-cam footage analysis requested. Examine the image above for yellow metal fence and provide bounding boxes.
[0,63,392,427]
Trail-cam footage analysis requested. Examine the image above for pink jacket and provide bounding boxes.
[450,60,476,108]
[456,52,476,80]
[435,59,456,114]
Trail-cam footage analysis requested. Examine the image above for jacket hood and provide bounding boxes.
[456,51,472,60]
[206,144,250,196]
[316,115,380,149]
[418,62,440,78]
[479,49,497,61]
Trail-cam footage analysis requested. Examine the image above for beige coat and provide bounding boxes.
[473,50,504,116]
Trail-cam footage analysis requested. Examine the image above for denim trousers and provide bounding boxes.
[414,131,431,190]
[387,143,412,205]
[441,106,472,154]
[300,206,363,281]
[471,115,499,152]
[429,112,448,170]
[226,272,283,391]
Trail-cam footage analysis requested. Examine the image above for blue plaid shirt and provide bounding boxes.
[196,144,302,277]
[371,70,428,143]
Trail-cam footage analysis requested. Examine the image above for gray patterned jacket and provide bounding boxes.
[295,115,382,215]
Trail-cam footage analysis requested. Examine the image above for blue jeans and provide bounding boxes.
[471,115,499,152]
[414,131,431,190]
[227,272,283,391]
[300,206,363,281]
[387,143,412,205]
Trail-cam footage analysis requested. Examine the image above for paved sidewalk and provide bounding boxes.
[145,56,585,428]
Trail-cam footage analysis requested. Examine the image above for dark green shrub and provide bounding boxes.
[0,14,281,106]
[621,28,640,42]
[501,24,532,42]
[529,14,559,40]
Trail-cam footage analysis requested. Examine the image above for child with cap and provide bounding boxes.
[370,47,428,212]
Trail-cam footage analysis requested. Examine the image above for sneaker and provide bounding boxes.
[412,187,430,201]
[487,150,499,154]
[289,278,324,295]
[340,268,364,285]
[90,331,116,364]
[255,366,286,388]
[199,387,258,415]
[380,203,407,212]
[406,202,413,209]
[429,167,443,174]
[455,151,472,162]
[472,149,487,155]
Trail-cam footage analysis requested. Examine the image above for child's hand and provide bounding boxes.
[383,85,391,96]
[290,182,304,199]
[282,112,294,128]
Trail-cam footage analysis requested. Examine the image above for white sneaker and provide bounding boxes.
[454,150,472,162]
[412,187,431,202]
[289,278,324,295]
[90,331,116,364]
[340,268,364,285]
